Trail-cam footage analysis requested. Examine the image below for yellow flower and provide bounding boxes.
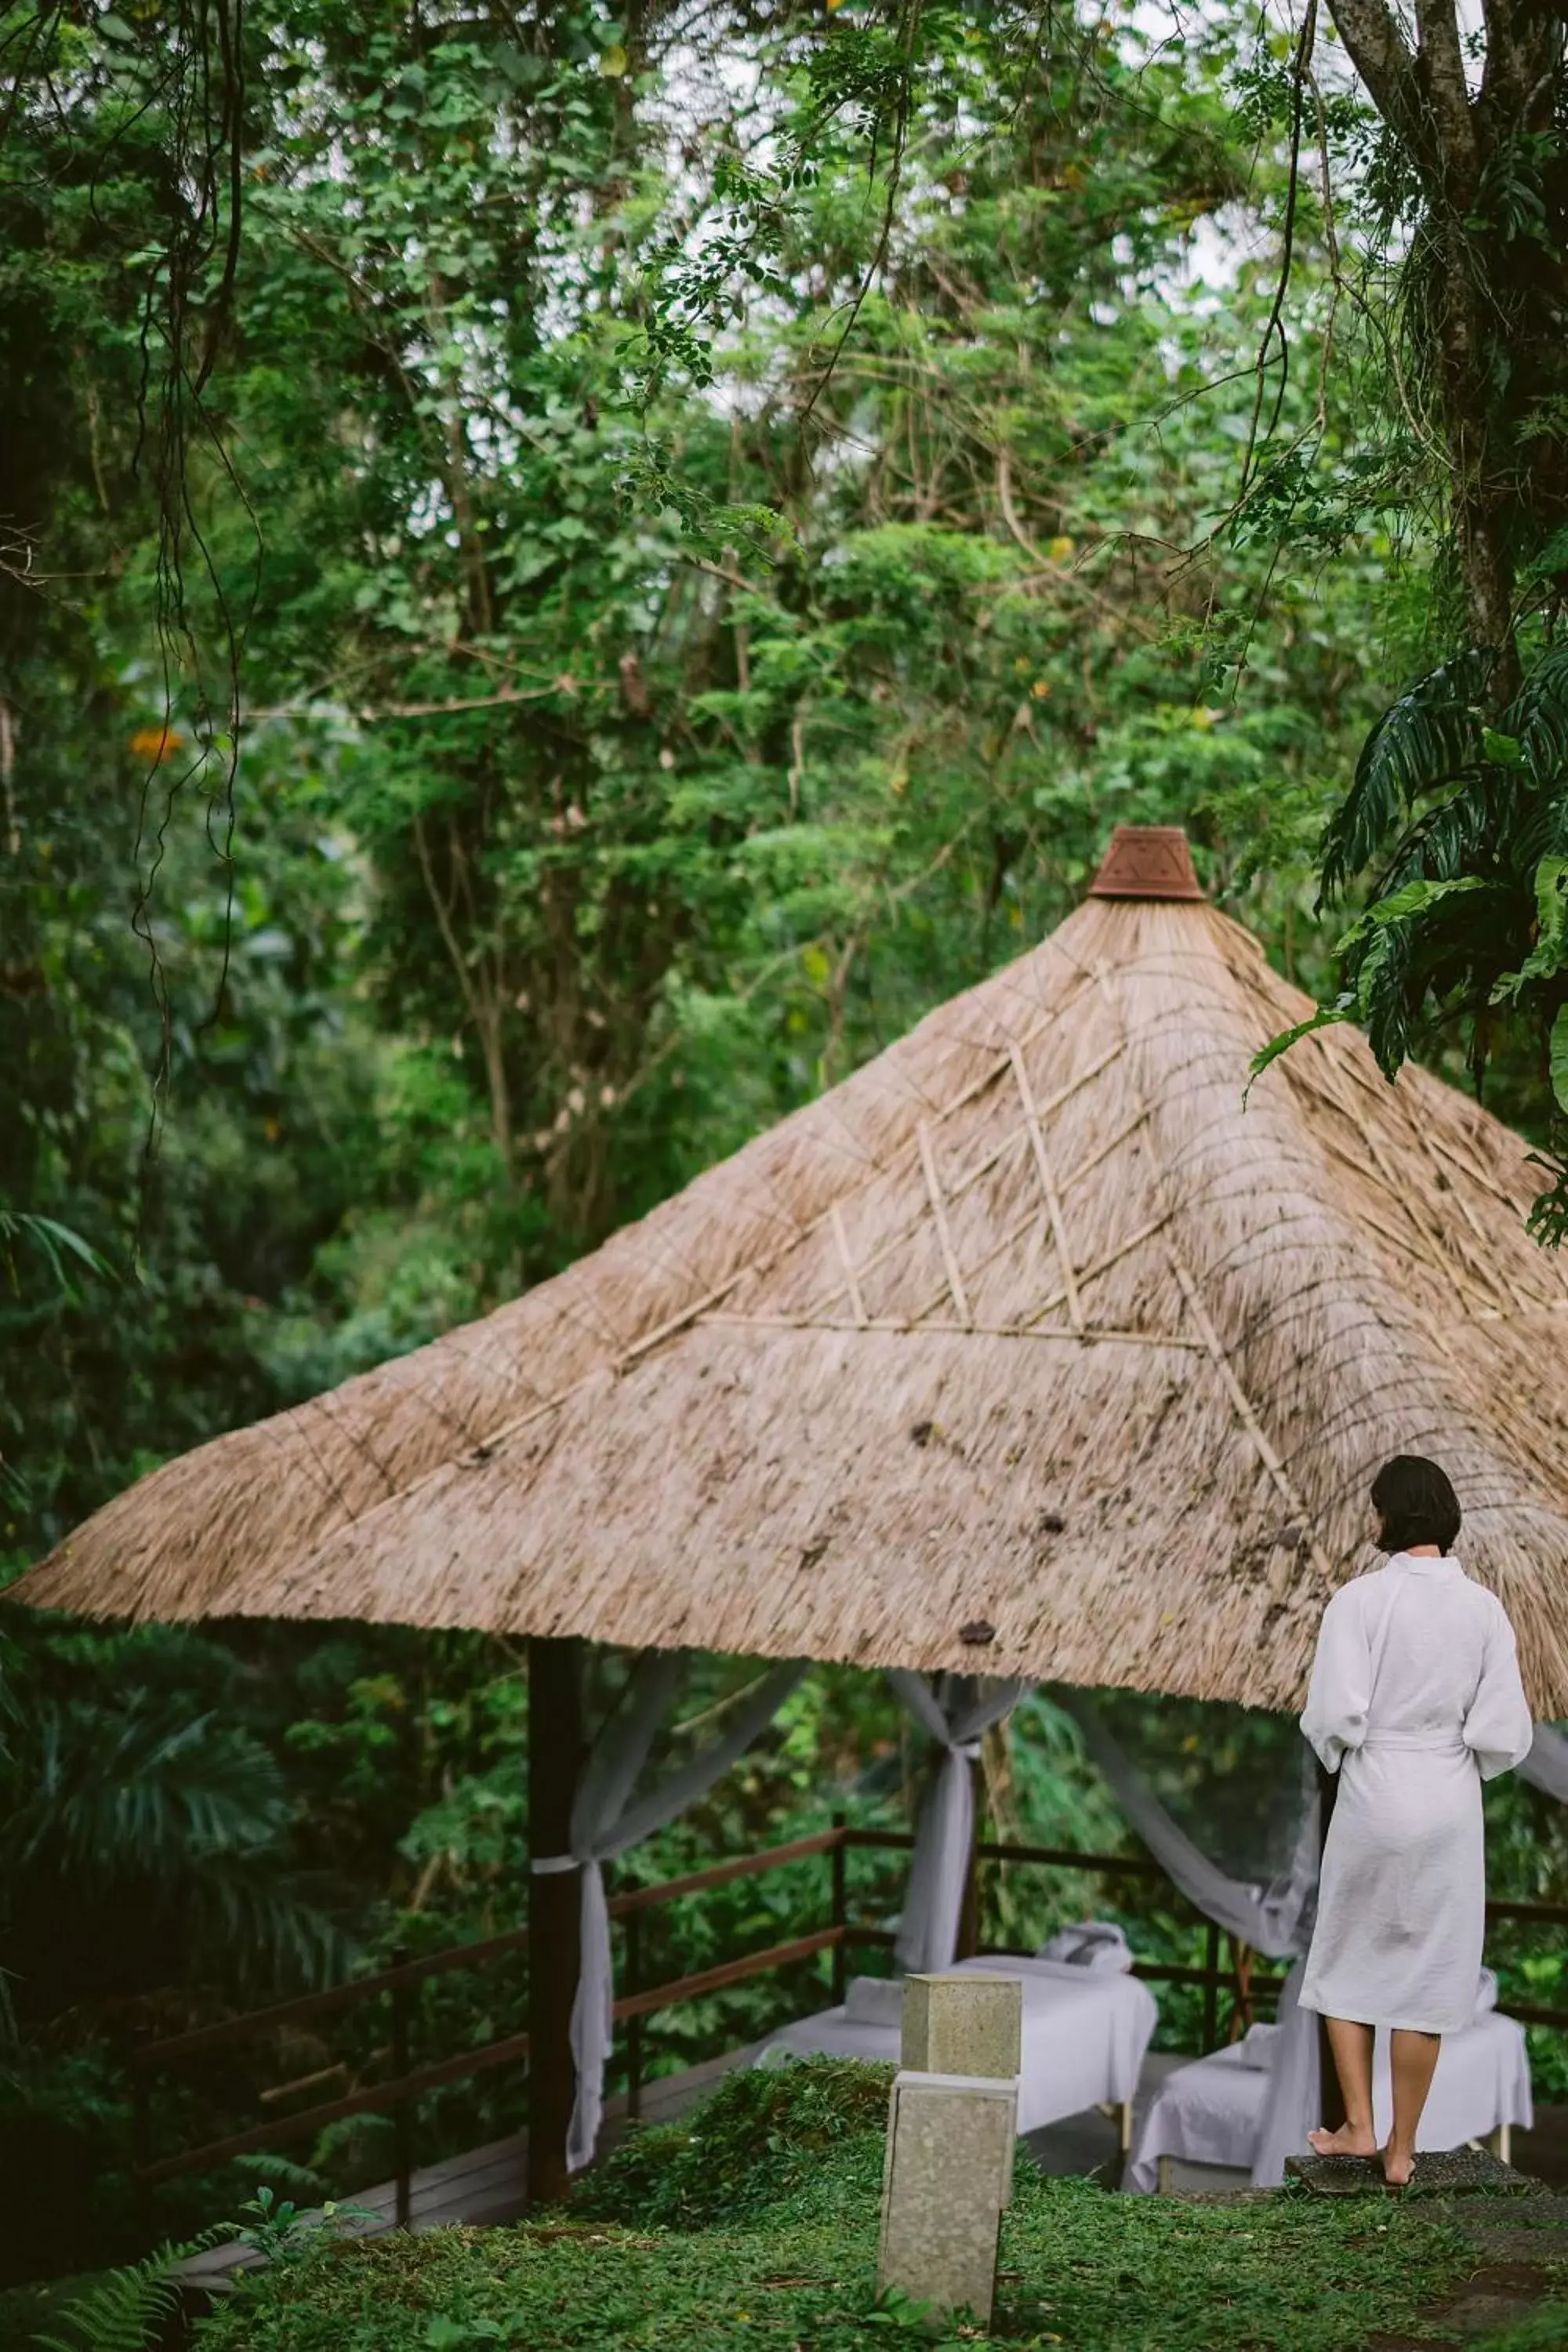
[1047,535,1075,563]
[129,724,183,764]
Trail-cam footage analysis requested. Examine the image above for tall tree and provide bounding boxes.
[1323,0,1565,684]
[1238,2,1568,1233]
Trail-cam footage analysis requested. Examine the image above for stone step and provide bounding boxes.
[1285,2144,1541,2198]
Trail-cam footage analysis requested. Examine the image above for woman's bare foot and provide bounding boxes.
[1308,2122,1377,2159]
[1381,2147,1415,2188]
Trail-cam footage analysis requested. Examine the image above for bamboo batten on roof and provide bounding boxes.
[15,831,1568,1714]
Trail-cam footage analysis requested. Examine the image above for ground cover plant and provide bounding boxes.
[187,2058,1493,2352]
[4,0,1568,2306]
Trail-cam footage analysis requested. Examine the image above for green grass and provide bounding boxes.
[1471,2310,1568,2352]
[184,2058,1497,2352]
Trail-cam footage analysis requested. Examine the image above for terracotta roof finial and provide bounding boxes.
[1087,825,1205,901]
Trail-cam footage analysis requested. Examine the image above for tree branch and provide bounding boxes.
[1324,0,1430,167]
[1477,0,1561,140]
[1414,0,1479,189]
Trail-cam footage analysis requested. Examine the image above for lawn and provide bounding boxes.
[176,2060,1565,2352]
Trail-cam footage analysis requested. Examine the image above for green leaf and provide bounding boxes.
[1320,652,1492,898]
[1247,996,1355,1094]
[1492,857,1568,1000]
[1552,1004,1568,1116]
[1527,855,1568,978]
[0,1207,114,1289]
[1334,872,1496,956]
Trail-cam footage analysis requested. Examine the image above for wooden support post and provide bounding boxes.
[528,1635,583,2207]
[956,1755,983,1961]
[1316,1758,1345,2132]
[1231,1937,1255,2038]
[830,1812,848,2002]
[625,1909,643,2122]
[390,1943,412,2230]
[1201,1920,1220,2053]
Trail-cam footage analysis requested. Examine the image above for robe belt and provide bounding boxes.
[1359,1731,1467,1753]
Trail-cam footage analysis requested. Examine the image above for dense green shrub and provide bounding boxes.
[572,2056,895,2233]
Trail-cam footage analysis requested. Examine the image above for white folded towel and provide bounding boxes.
[1034,1920,1134,1973]
[1235,2022,1279,2068]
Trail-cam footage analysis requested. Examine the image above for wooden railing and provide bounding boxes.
[128,1822,1568,2224]
[129,1825,858,2223]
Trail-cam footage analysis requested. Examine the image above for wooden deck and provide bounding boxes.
[178,2056,1568,2297]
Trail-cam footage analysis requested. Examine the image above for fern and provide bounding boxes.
[32,2227,232,2352]
[228,2149,328,2198]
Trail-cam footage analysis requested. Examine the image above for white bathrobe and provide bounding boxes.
[1298,1554,1534,2034]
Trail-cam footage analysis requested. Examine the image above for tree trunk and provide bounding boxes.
[1431,227,1520,692]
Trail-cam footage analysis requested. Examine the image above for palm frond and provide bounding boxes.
[1552,1004,1568,1116]
[5,1701,291,1882]
[1507,641,1568,789]
[1319,648,1494,899]
[1,1693,347,1993]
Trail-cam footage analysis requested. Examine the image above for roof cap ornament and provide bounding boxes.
[1087,825,1205,902]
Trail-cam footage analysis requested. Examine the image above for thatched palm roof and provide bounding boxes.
[15,830,1568,1711]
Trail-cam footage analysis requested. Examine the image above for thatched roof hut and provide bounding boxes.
[15,829,1568,1712]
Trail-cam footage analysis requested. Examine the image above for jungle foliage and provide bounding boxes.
[2,0,1566,2300]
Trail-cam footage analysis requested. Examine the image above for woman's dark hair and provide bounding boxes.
[1371,1455,1461,1555]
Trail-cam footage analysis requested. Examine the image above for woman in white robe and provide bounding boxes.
[1298,1454,1533,2184]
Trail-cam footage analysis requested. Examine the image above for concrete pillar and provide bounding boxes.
[901,1970,1022,2079]
[877,1973,1022,2328]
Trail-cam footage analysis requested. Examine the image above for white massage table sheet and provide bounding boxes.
[1124,2011,1534,2193]
[753,1955,1158,2136]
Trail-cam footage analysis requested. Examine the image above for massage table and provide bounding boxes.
[1124,2009,1534,2193]
[751,1953,1159,2142]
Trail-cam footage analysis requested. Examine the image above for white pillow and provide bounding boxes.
[1034,1921,1134,1973]
[843,1975,905,2027]
[1235,2022,1279,2070]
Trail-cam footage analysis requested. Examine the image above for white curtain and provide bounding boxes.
[1055,1693,1323,2188]
[531,1650,807,2172]
[1520,1722,1568,1804]
[1059,1693,1320,1960]
[887,1671,1031,1974]
[1249,1956,1320,2187]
